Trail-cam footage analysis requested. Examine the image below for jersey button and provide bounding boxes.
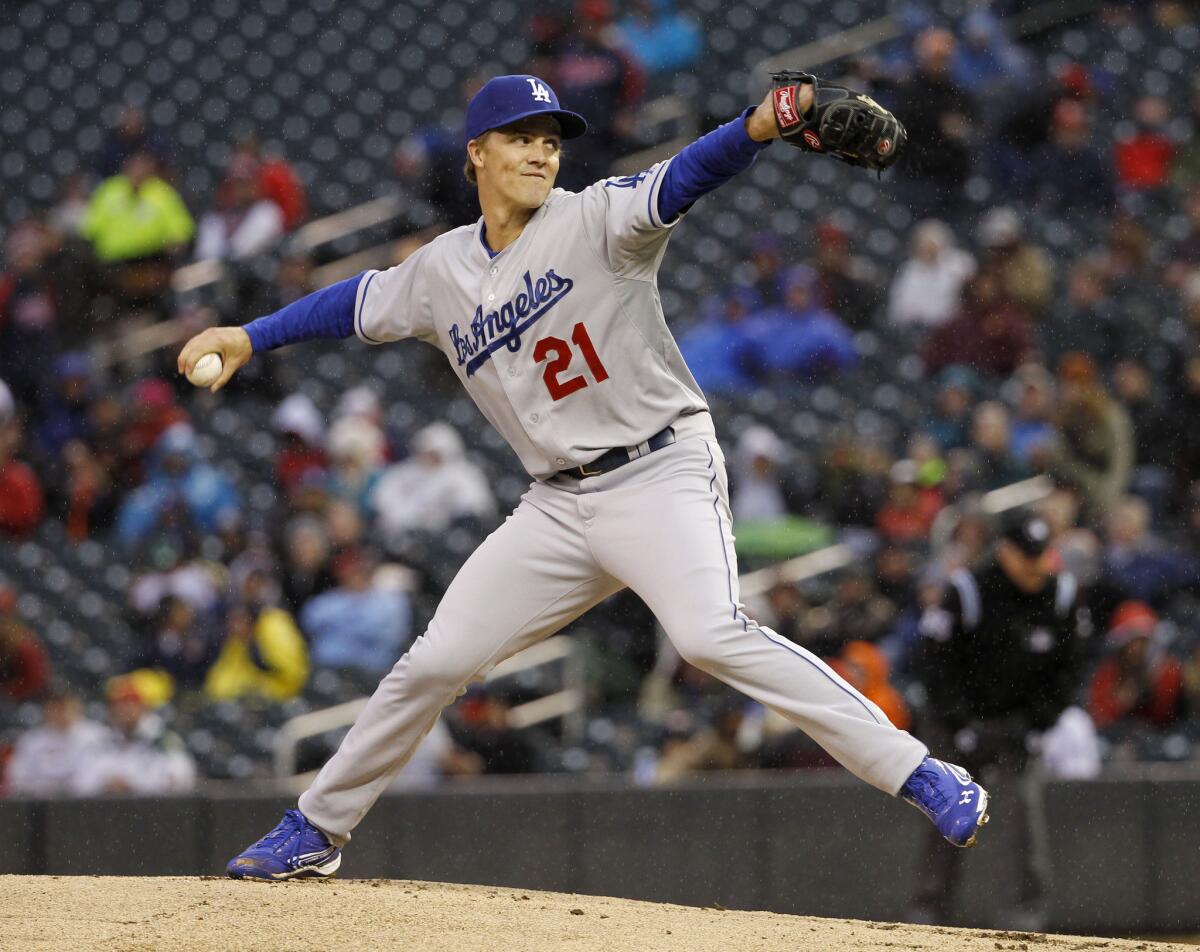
[490,267,498,276]
[555,457,567,466]
[487,293,495,302]
[507,367,517,377]
[529,412,539,423]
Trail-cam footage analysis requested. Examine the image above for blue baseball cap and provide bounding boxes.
[465,75,588,142]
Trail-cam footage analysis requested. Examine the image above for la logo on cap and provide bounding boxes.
[527,78,552,103]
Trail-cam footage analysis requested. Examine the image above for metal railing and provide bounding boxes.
[272,634,585,780]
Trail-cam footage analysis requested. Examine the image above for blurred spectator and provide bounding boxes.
[48,174,91,238]
[1114,96,1175,194]
[976,207,1053,320]
[1172,79,1200,192]
[372,423,496,545]
[228,135,308,230]
[0,395,45,540]
[34,352,94,460]
[204,599,310,702]
[615,0,702,74]
[818,431,890,526]
[121,378,190,485]
[1103,496,1199,606]
[730,426,789,523]
[300,547,413,675]
[394,126,480,229]
[1043,254,1123,368]
[1163,187,1200,288]
[194,156,285,262]
[278,515,336,614]
[888,220,975,329]
[876,459,942,545]
[922,270,1033,378]
[545,1,645,188]
[116,424,241,552]
[1111,359,1173,510]
[677,286,760,394]
[450,685,537,774]
[827,569,898,649]
[655,693,756,782]
[82,152,194,264]
[389,718,484,790]
[96,105,173,179]
[0,586,51,703]
[272,393,327,498]
[829,640,910,730]
[1037,354,1133,522]
[748,232,786,307]
[1028,100,1114,212]
[71,677,196,796]
[950,9,1033,99]
[1008,363,1057,468]
[925,368,976,450]
[58,438,122,541]
[4,687,107,798]
[1088,601,1185,731]
[744,265,859,381]
[128,595,220,696]
[891,28,977,219]
[970,400,1023,489]
[326,416,386,518]
[0,221,83,408]
[809,218,882,330]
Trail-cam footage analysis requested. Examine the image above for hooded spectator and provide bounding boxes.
[272,392,327,497]
[0,586,51,703]
[744,265,858,380]
[748,232,786,307]
[1037,354,1134,522]
[1088,602,1185,731]
[888,220,976,329]
[4,686,108,797]
[371,423,496,545]
[677,286,761,394]
[70,676,196,796]
[924,367,975,450]
[121,377,190,484]
[194,155,285,262]
[34,352,94,460]
[115,423,242,551]
[300,547,413,675]
[82,152,194,265]
[977,207,1053,319]
[1008,363,1057,467]
[1102,495,1199,606]
[616,0,702,74]
[278,515,337,614]
[922,270,1033,378]
[204,596,310,702]
[730,425,789,524]
[950,9,1033,98]
[326,416,386,517]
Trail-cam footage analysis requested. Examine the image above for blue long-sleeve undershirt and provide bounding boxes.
[243,107,768,352]
[656,106,771,224]
[242,273,361,352]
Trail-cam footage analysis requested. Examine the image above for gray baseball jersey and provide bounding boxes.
[352,161,709,478]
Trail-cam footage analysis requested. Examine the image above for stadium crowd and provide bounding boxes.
[3,0,1200,798]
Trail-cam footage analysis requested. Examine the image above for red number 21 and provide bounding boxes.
[533,322,609,401]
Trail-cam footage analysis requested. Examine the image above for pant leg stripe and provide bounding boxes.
[703,441,883,726]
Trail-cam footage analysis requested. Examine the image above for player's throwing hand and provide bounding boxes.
[177,327,253,393]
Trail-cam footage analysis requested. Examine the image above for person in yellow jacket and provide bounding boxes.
[205,603,310,702]
[82,152,195,264]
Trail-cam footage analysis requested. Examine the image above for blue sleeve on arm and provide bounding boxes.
[657,106,771,224]
[242,273,364,352]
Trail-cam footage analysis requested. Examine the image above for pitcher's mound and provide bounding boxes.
[0,875,1191,952]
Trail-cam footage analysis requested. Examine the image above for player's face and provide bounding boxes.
[477,118,562,209]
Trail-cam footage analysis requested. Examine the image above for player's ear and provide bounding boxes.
[466,133,488,177]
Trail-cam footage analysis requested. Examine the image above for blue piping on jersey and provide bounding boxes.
[353,271,383,344]
[702,442,883,726]
[479,225,499,259]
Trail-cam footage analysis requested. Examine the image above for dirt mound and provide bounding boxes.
[0,876,1191,952]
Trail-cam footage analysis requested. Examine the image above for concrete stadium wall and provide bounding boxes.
[0,773,1195,934]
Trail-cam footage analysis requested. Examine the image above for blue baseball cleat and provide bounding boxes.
[900,756,991,848]
[226,809,342,880]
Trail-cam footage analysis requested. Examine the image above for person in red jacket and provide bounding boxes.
[229,137,308,231]
[1089,601,1185,730]
[1114,96,1175,193]
[0,384,44,540]
[0,586,51,702]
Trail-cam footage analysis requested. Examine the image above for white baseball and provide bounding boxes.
[187,352,223,388]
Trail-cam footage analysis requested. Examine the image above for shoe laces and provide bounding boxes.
[256,809,308,854]
[903,765,949,814]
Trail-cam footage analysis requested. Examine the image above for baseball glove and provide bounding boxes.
[770,71,906,173]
